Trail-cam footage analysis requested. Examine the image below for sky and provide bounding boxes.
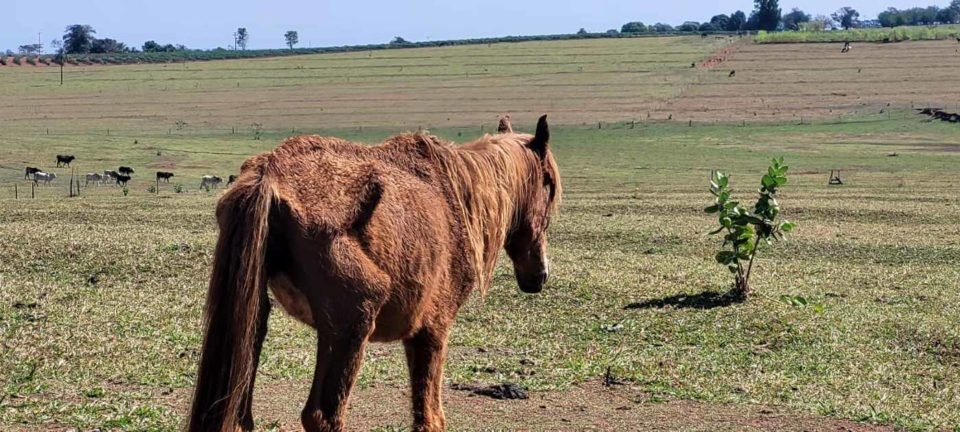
[4,0,950,52]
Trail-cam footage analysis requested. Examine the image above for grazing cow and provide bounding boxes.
[119,166,135,175]
[34,172,57,185]
[115,174,131,186]
[85,173,104,186]
[156,171,175,182]
[103,170,119,183]
[226,174,238,186]
[24,167,42,179]
[497,114,513,134]
[841,42,852,53]
[56,155,75,167]
[728,70,736,78]
[199,175,223,189]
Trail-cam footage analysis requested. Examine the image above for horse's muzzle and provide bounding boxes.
[518,270,548,294]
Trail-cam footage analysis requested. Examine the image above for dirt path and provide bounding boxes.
[251,380,891,431]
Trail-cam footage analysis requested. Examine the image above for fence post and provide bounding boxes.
[32,182,35,199]
[156,178,160,195]
[14,184,18,199]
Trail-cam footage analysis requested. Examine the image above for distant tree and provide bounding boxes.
[877,8,901,27]
[235,28,248,50]
[919,6,940,24]
[18,44,42,55]
[605,29,620,36]
[753,0,781,32]
[782,8,811,30]
[699,22,719,32]
[577,28,589,35]
[63,24,96,54]
[142,40,161,52]
[391,36,409,44]
[937,6,960,24]
[710,14,731,30]
[677,21,700,32]
[727,11,747,31]
[90,38,128,54]
[814,14,835,30]
[620,22,647,33]
[285,30,299,49]
[745,12,761,30]
[652,23,674,33]
[832,7,860,30]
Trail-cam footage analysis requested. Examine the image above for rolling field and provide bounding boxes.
[1,37,960,431]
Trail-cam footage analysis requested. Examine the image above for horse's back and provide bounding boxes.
[239,135,462,339]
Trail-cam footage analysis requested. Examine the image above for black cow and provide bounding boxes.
[728,70,736,78]
[115,174,132,186]
[25,167,42,179]
[119,166,135,175]
[227,174,238,186]
[56,155,75,167]
[156,171,175,182]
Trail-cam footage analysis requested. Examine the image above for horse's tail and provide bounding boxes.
[188,170,274,432]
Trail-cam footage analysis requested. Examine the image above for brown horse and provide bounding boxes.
[188,115,561,432]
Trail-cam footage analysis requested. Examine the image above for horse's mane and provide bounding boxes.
[383,131,559,294]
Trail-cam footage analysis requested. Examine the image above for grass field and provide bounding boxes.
[1,37,960,431]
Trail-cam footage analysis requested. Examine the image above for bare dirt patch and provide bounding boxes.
[241,380,892,431]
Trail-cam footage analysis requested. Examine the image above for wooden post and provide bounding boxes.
[156,177,160,195]
[14,184,18,199]
[32,182,35,199]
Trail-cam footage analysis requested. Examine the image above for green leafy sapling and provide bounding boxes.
[706,157,796,297]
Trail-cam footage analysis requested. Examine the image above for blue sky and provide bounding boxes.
[4,0,948,52]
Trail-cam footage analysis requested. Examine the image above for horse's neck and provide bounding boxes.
[446,145,530,292]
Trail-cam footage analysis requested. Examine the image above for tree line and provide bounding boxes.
[619,0,960,35]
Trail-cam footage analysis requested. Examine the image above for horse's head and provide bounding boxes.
[506,115,561,294]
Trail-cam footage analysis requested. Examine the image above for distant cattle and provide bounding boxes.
[728,70,736,78]
[56,155,75,167]
[24,167,41,179]
[841,42,852,53]
[85,173,104,186]
[199,175,223,190]
[115,174,131,186]
[119,166,135,175]
[227,174,238,186]
[103,170,119,183]
[156,171,175,182]
[34,172,57,185]
[497,114,513,134]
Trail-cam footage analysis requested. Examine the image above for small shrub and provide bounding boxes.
[122,187,130,196]
[147,185,157,194]
[174,184,184,194]
[705,157,796,297]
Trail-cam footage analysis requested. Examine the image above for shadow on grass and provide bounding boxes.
[624,288,746,310]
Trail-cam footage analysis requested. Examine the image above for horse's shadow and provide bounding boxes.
[624,288,746,310]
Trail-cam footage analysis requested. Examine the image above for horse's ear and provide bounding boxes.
[528,114,549,159]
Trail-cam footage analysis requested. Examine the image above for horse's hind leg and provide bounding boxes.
[302,313,374,432]
[404,326,450,432]
[239,289,271,431]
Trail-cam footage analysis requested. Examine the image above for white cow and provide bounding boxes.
[33,172,57,185]
[85,173,104,186]
[199,175,223,190]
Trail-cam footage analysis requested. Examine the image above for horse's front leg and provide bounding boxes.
[403,326,450,432]
[302,315,374,432]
